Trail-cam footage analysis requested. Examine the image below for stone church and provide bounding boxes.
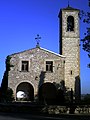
[4,5,81,102]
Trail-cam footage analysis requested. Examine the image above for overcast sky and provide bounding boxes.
[0,0,89,94]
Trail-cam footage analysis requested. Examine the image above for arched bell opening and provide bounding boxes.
[67,16,74,31]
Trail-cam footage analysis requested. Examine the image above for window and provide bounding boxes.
[46,61,53,72]
[70,70,73,75]
[67,16,74,31]
[21,61,29,72]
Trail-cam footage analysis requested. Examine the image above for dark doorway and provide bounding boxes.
[56,88,64,104]
[39,82,57,104]
[16,82,34,101]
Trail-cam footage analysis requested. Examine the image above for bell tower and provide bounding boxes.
[58,6,81,101]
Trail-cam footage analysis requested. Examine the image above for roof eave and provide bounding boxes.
[40,47,66,58]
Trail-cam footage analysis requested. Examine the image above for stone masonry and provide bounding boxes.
[58,7,80,100]
[8,47,65,99]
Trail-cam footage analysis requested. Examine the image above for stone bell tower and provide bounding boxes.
[58,5,81,101]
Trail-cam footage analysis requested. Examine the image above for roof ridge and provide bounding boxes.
[9,47,66,58]
[40,47,65,58]
[9,47,36,56]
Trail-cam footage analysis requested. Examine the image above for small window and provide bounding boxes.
[70,70,72,75]
[21,61,29,72]
[67,16,74,31]
[46,61,53,72]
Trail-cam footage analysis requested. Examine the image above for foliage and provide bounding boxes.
[1,56,11,93]
[81,94,90,104]
[0,87,14,102]
[6,56,13,71]
[0,55,14,102]
[53,81,74,104]
[80,0,90,67]
[5,88,15,102]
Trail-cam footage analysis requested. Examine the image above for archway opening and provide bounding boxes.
[16,82,34,101]
[39,82,57,104]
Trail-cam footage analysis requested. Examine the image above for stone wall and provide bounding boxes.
[59,9,80,100]
[8,47,65,99]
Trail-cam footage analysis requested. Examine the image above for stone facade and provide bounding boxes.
[8,47,65,99]
[58,7,80,100]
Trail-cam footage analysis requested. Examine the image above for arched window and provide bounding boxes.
[67,16,74,31]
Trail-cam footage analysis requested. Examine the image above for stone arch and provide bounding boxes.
[67,16,74,31]
[16,82,34,101]
[38,82,57,104]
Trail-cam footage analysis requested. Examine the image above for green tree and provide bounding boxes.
[0,56,14,102]
[81,94,90,104]
[6,88,14,102]
[80,0,90,67]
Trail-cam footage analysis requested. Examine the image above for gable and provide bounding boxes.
[9,47,65,73]
[10,47,65,59]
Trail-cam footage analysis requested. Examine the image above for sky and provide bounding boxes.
[0,0,89,94]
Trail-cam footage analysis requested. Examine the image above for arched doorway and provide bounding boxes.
[39,82,57,104]
[16,82,34,101]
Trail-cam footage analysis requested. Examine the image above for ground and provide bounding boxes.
[0,112,90,120]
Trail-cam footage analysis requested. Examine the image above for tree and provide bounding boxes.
[80,0,90,67]
[81,94,90,104]
[53,81,74,104]
[0,56,14,102]
[5,88,14,102]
